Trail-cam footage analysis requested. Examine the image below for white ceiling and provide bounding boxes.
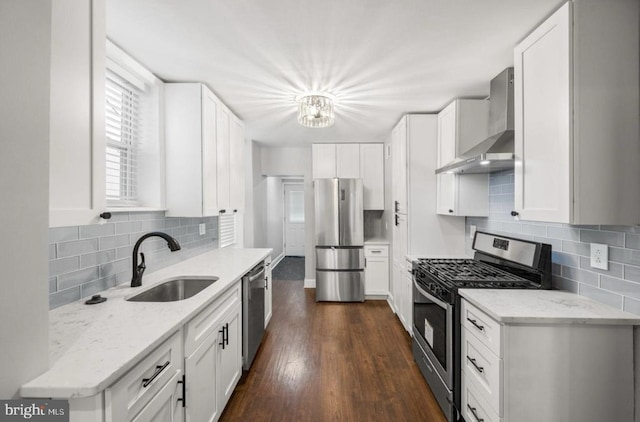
[106,0,564,146]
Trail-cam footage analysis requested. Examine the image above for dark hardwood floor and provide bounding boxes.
[220,279,447,422]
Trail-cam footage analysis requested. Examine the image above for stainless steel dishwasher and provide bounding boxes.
[242,261,266,371]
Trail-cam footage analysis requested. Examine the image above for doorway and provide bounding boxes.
[283,183,305,256]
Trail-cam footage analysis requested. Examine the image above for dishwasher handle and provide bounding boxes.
[248,266,266,284]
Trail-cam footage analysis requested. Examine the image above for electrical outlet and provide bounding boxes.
[470,225,477,239]
[590,243,608,270]
[199,223,206,236]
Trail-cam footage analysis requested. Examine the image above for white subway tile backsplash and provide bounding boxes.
[48,213,218,309]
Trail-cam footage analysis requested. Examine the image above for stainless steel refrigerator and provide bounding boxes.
[314,178,364,302]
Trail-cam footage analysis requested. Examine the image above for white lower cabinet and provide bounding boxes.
[364,244,388,297]
[184,284,242,422]
[132,371,184,422]
[106,331,184,422]
[265,256,273,327]
[460,298,634,422]
[85,282,243,422]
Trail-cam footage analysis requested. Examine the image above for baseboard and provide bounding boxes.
[271,253,285,269]
[304,278,316,288]
[387,294,397,314]
[365,294,389,301]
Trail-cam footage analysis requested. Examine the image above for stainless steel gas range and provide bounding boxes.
[411,232,552,422]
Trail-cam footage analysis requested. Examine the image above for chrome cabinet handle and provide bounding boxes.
[467,405,484,422]
[142,361,170,387]
[467,318,485,331]
[466,356,484,373]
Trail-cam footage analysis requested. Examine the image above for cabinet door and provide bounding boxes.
[514,2,571,223]
[202,87,219,217]
[436,103,458,215]
[312,144,336,178]
[185,332,219,422]
[436,174,456,215]
[229,118,245,213]
[392,120,408,214]
[216,106,231,213]
[364,257,388,296]
[265,257,273,327]
[49,0,106,227]
[131,372,184,422]
[336,144,360,178]
[403,267,413,334]
[217,302,242,412]
[360,144,384,210]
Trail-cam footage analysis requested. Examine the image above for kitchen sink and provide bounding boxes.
[127,277,218,302]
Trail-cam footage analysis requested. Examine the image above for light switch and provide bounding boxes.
[199,223,206,235]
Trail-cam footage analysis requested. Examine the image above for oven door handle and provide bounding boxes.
[413,278,449,309]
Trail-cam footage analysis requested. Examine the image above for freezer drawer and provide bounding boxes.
[316,247,364,270]
[316,270,364,302]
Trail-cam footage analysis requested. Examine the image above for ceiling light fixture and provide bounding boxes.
[296,93,335,128]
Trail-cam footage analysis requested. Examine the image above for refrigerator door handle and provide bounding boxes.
[341,189,345,201]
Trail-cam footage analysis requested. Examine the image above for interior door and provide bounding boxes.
[285,183,305,256]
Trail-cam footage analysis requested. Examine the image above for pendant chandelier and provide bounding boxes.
[296,93,335,128]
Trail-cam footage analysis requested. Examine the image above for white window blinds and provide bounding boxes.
[219,214,236,248]
[105,69,141,205]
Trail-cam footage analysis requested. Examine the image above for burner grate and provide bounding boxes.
[416,258,527,283]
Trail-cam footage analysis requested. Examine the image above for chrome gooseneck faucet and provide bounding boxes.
[131,232,181,287]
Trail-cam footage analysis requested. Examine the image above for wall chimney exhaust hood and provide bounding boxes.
[436,68,515,174]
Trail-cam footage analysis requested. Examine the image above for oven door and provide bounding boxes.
[412,278,453,388]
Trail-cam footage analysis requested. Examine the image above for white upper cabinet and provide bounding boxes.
[49,0,106,227]
[312,144,337,179]
[336,144,360,178]
[359,144,384,210]
[229,117,245,213]
[514,0,639,224]
[391,120,408,215]
[165,84,245,217]
[165,84,219,217]
[312,143,384,210]
[216,106,231,214]
[436,100,489,217]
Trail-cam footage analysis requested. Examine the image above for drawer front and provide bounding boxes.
[316,247,365,270]
[462,375,502,422]
[106,330,183,422]
[461,299,502,356]
[364,245,388,258]
[462,327,503,415]
[184,282,241,356]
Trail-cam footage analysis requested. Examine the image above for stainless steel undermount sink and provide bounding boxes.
[127,277,218,302]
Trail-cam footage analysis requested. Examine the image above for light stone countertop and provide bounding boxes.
[364,237,389,244]
[459,289,640,325]
[20,247,272,399]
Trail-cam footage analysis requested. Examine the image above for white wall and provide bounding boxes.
[0,1,51,398]
[251,145,315,280]
[266,177,284,259]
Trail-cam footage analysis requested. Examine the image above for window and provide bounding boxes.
[219,214,236,248]
[105,40,163,209]
[105,69,141,205]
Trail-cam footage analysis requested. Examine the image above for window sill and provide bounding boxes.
[106,207,167,213]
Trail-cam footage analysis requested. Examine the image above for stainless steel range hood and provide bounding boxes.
[436,68,515,174]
